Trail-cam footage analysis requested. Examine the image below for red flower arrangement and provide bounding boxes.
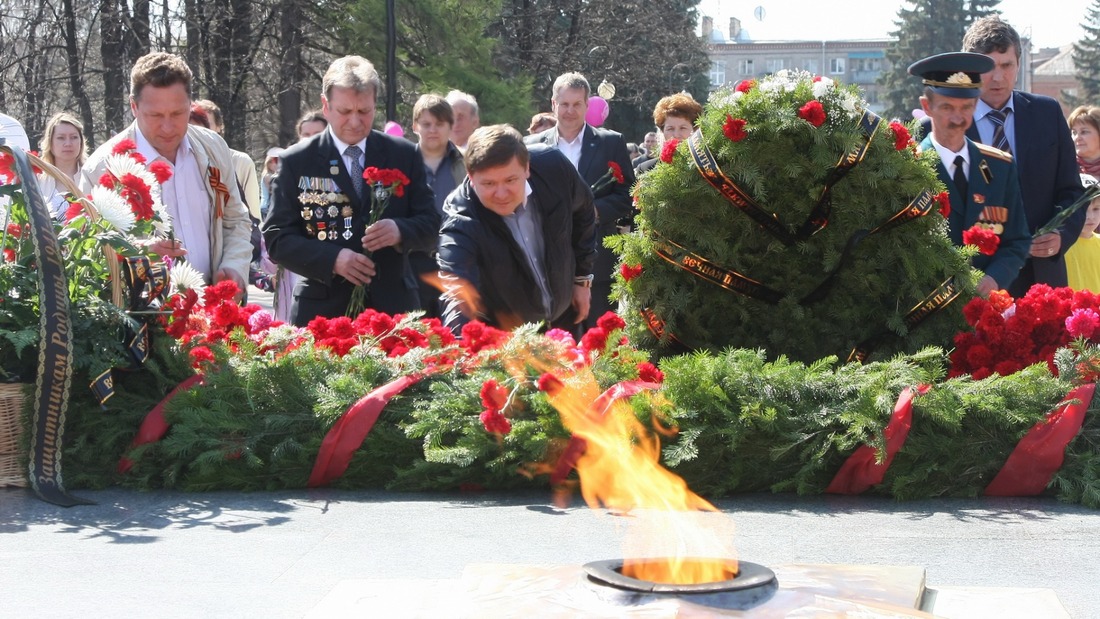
[797,100,827,127]
[962,225,1000,256]
[949,285,1100,379]
[889,121,912,151]
[660,139,680,164]
[723,115,748,142]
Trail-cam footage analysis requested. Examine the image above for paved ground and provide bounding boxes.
[1,488,1097,617]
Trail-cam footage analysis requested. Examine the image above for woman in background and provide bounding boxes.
[37,112,87,218]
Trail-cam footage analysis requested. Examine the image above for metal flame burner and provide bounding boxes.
[582,559,778,610]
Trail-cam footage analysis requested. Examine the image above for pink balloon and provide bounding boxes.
[383,121,404,137]
[911,108,927,120]
[585,96,609,127]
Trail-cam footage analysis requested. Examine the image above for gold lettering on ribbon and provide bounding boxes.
[868,190,936,235]
[847,278,961,364]
[652,233,783,304]
[689,130,796,245]
[801,111,883,239]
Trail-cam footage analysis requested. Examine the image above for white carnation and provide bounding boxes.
[812,77,834,99]
[90,186,135,232]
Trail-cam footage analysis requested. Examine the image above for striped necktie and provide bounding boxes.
[987,108,1011,154]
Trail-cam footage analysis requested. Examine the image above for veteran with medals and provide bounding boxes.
[263,56,438,325]
[911,52,1030,298]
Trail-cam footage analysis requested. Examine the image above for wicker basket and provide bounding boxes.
[0,383,27,488]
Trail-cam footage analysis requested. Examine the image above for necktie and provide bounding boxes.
[345,145,365,198]
[953,155,968,200]
[987,108,1011,154]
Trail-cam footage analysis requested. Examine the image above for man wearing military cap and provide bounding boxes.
[910,52,1030,297]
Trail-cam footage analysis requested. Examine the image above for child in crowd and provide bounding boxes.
[1066,174,1100,292]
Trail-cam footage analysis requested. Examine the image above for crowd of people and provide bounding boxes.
[2,13,1099,337]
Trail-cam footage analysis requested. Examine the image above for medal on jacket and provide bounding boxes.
[330,159,340,176]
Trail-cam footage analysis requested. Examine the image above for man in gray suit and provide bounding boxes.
[525,72,636,326]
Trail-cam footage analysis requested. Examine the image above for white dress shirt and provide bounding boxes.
[136,128,213,280]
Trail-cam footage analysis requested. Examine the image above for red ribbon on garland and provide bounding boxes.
[118,374,205,474]
[985,383,1096,497]
[549,380,661,485]
[307,373,425,487]
[826,385,930,495]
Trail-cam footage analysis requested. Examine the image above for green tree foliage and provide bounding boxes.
[879,0,1000,122]
[1070,0,1100,106]
[491,0,710,140]
[338,0,534,130]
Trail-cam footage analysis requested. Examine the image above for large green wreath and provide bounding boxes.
[613,71,976,363]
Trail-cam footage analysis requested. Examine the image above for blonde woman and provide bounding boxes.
[38,112,88,217]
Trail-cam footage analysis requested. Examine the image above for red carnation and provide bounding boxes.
[537,373,564,394]
[479,378,509,411]
[148,160,173,184]
[660,138,680,164]
[2,248,14,262]
[98,172,116,189]
[5,223,20,238]
[188,346,216,369]
[636,361,664,384]
[609,161,625,184]
[723,115,748,142]
[934,191,951,218]
[889,121,912,151]
[797,100,827,127]
[596,312,626,333]
[962,225,1000,256]
[620,263,643,281]
[111,139,138,155]
[479,409,512,435]
[735,79,756,93]
[988,289,1013,313]
[0,152,15,182]
[580,326,609,353]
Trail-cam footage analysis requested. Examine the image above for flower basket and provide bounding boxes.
[0,382,27,487]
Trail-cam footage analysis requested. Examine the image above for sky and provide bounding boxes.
[697,0,1094,49]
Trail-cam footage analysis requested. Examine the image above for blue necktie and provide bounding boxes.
[345,145,364,198]
[987,108,1011,154]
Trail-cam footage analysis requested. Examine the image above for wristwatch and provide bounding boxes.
[574,274,594,288]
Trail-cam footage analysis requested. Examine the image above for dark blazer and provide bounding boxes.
[921,135,1030,288]
[262,129,439,324]
[965,92,1085,294]
[524,124,635,323]
[437,146,597,333]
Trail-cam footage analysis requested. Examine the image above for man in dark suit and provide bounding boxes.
[263,56,439,325]
[911,52,1030,297]
[963,15,1085,297]
[438,125,597,334]
[524,72,635,326]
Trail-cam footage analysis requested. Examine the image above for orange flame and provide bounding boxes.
[545,369,738,585]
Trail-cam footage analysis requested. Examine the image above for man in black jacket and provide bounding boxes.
[525,72,635,327]
[263,56,439,324]
[437,125,597,334]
